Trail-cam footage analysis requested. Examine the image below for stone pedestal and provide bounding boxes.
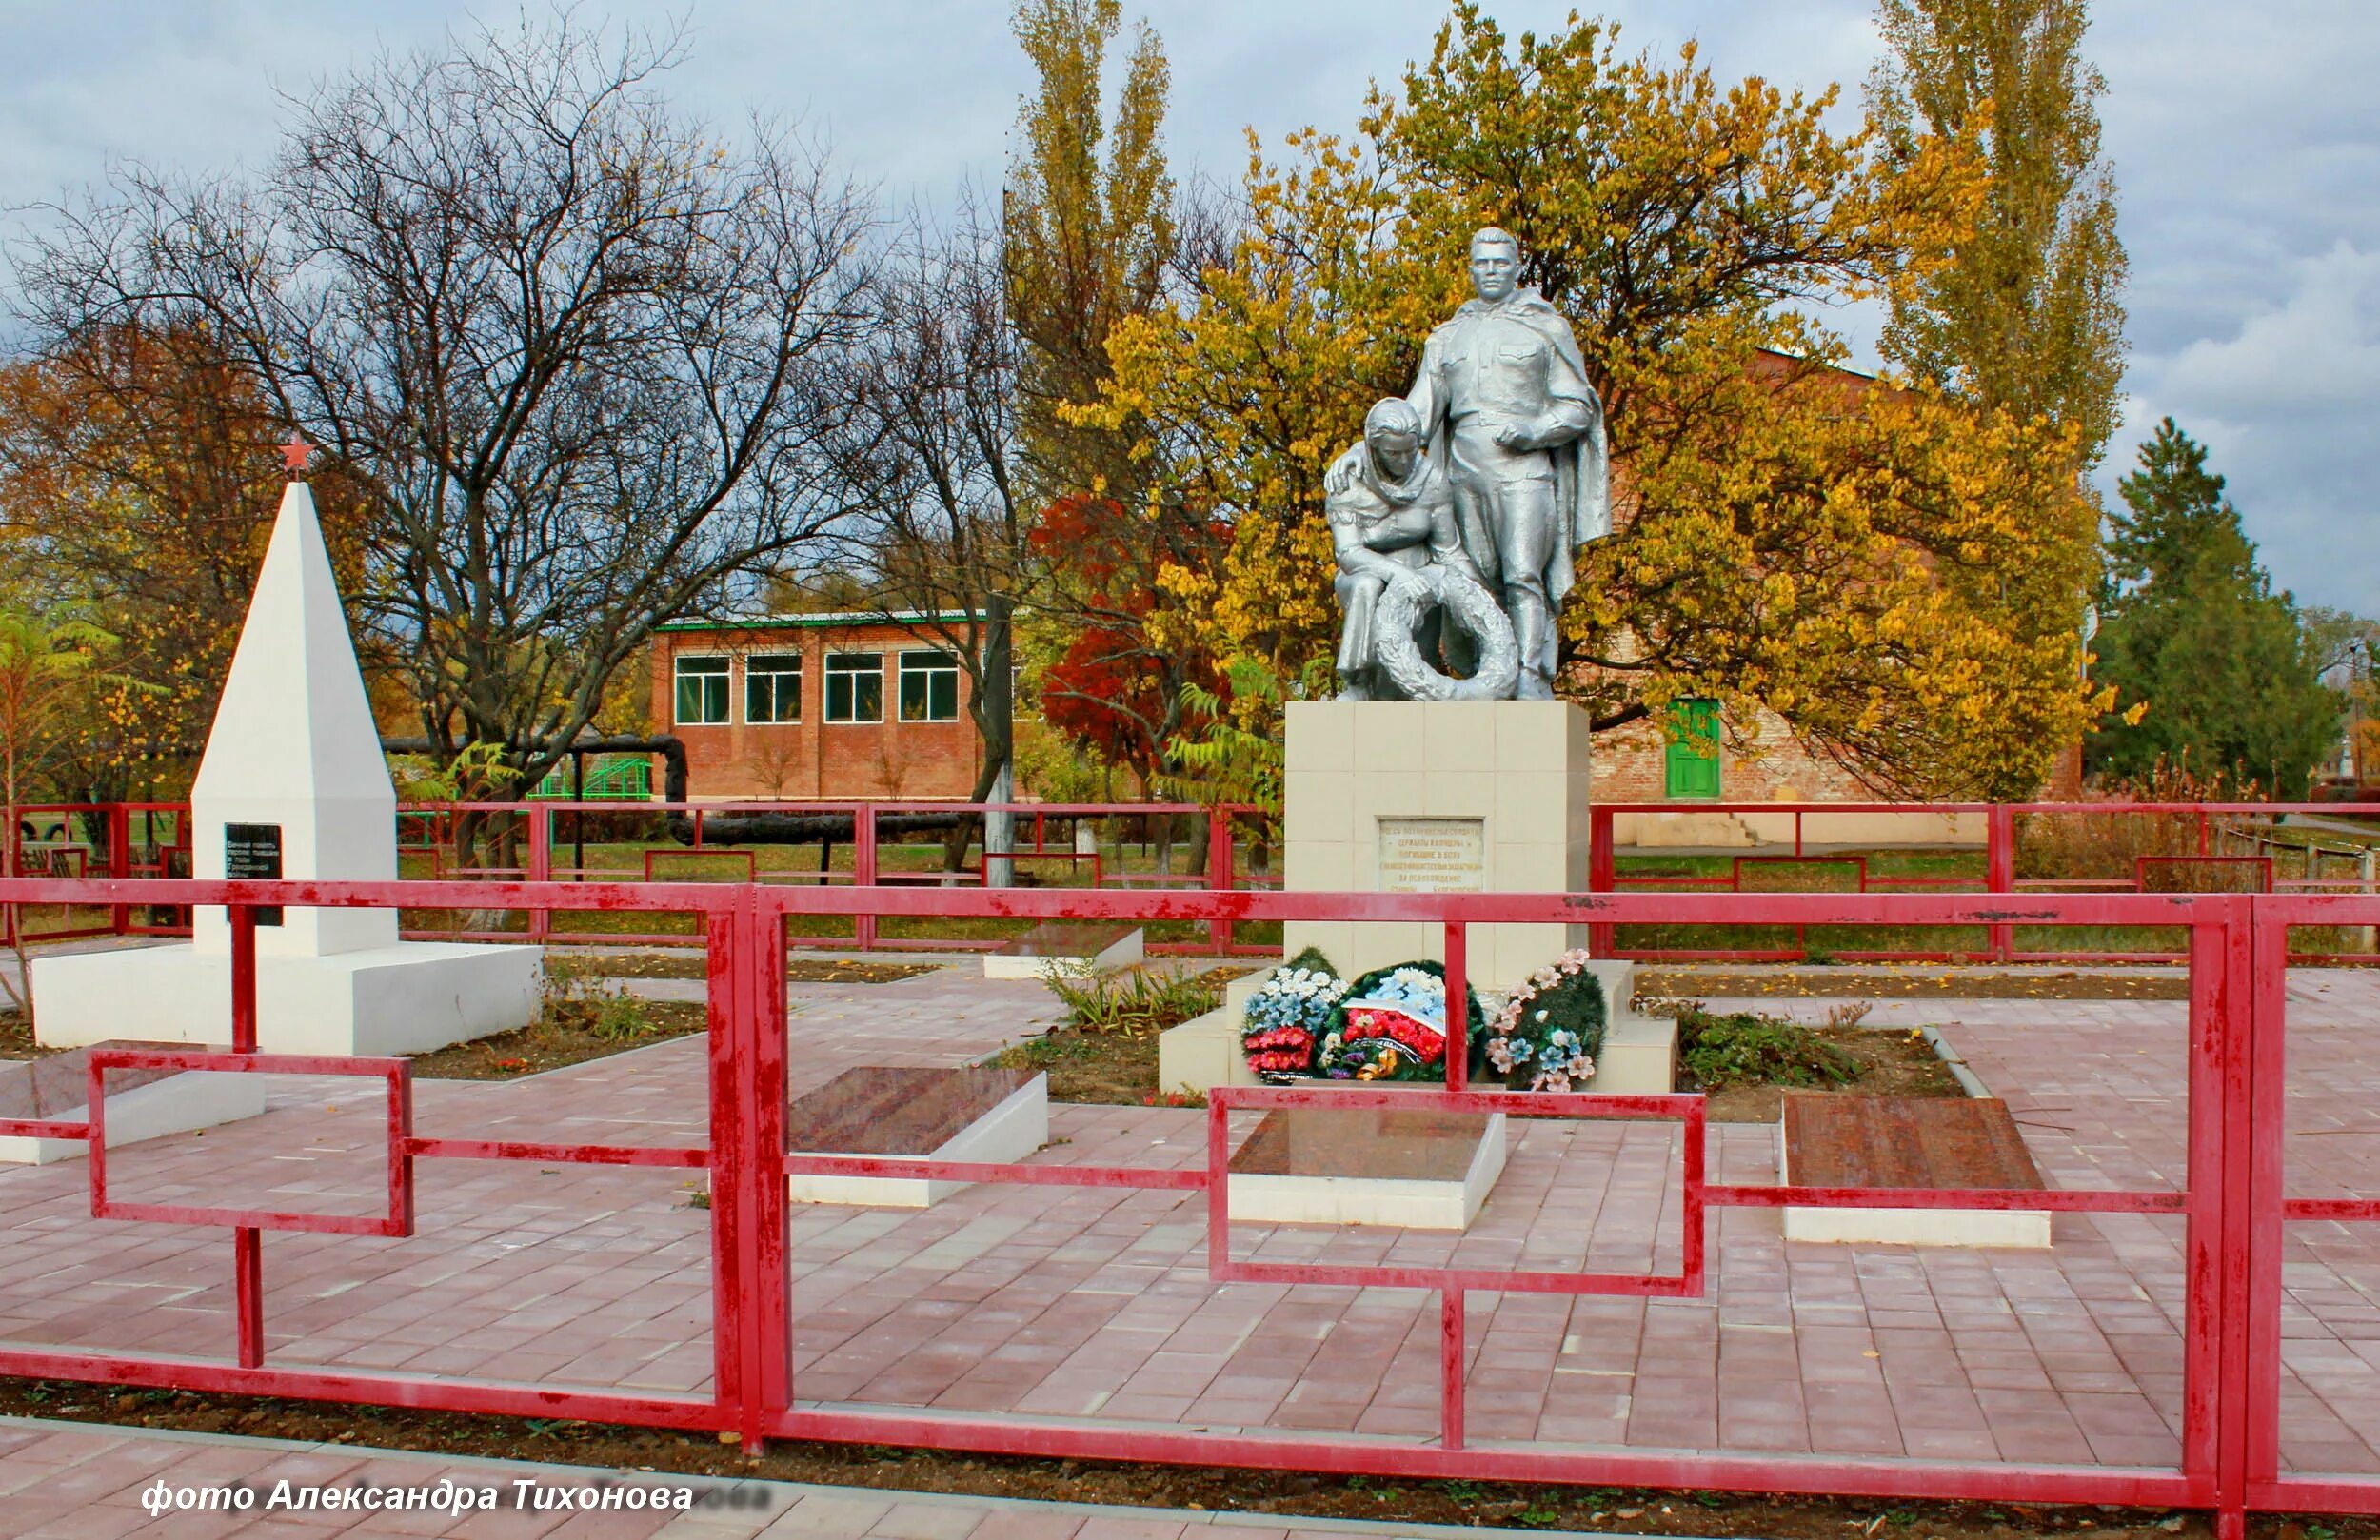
[1281,699,1592,989]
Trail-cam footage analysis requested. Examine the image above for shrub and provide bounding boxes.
[1676,1005,1860,1091]
[1041,963,1223,1035]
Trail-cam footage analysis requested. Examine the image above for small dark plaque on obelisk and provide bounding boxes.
[224,822,284,927]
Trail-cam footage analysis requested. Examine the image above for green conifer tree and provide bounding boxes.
[2086,419,2336,791]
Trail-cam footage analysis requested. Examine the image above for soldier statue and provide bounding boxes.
[1330,227,1610,701]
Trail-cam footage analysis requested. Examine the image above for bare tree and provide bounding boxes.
[829,195,1030,823]
[11,13,877,821]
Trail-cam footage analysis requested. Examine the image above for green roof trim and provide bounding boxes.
[657,609,978,634]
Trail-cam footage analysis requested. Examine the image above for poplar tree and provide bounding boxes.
[1002,0,1174,503]
[1868,0,2129,469]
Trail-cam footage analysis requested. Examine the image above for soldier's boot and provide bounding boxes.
[1511,600,1555,700]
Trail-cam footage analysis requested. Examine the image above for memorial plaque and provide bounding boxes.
[224,822,283,927]
[1377,817,1486,894]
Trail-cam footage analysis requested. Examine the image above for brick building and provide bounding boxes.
[649,612,983,800]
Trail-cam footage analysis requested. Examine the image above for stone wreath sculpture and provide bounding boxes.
[1325,398,1521,702]
[1369,562,1520,701]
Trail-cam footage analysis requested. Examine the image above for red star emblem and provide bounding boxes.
[280,433,312,473]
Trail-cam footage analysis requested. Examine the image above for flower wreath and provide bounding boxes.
[1240,946,1344,1081]
[1483,948,1607,1092]
[1315,960,1484,1082]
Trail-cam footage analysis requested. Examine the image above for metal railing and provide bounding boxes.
[0,874,2371,1537]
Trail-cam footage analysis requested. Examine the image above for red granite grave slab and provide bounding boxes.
[787,1065,1036,1155]
[1228,1105,1489,1181]
[1783,1094,2044,1192]
[0,1041,188,1121]
[989,922,1139,959]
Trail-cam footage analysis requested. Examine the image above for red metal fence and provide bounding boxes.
[0,874,2373,1536]
[1587,800,2380,964]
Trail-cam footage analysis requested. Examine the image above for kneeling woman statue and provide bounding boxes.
[1327,399,1519,701]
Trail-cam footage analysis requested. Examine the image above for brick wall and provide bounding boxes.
[650,618,982,801]
[1593,704,1874,805]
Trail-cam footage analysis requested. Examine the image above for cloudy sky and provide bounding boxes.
[3,1,2374,615]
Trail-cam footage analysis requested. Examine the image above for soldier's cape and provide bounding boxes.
[1427,288,1611,612]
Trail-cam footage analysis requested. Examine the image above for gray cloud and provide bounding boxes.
[3,0,2372,612]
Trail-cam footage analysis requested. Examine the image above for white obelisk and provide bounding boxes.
[188,479,398,958]
[34,468,542,1055]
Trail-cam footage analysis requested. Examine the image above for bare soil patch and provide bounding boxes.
[404,990,708,1080]
[1699,1023,1966,1123]
[1641,967,2189,1001]
[0,1379,2353,1540]
[546,953,940,985]
[0,1010,54,1062]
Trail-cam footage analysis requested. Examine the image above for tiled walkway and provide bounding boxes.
[0,961,2375,1485]
[0,1417,1568,1538]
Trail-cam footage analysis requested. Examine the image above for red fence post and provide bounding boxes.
[109,803,130,938]
[1588,806,1617,958]
[2239,898,2291,1531]
[704,901,753,1445]
[526,808,551,945]
[853,806,878,953]
[744,893,790,1447]
[1986,805,2016,962]
[1206,809,1233,953]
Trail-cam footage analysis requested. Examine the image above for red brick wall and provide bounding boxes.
[1593,705,1876,804]
[650,622,982,801]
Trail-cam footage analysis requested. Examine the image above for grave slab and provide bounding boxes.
[1780,1093,2052,1248]
[785,1065,1048,1208]
[982,922,1142,979]
[0,1041,266,1165]
[1226,1104,1507,1231]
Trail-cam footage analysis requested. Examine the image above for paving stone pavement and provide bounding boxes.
[0,1416,1591,1538]
[0,960,2374,1481]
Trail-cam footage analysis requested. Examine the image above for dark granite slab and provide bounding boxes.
[1229,1107,1490,1182]
[0,1041,192,1122]
[990,922,1137,958]
[1784,1095,2044,1192]
[786,1066,1036,1156]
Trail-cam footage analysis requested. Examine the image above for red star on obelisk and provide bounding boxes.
[280,433,312,475]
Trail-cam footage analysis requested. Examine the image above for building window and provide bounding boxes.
[745,653,802,723]
[897,650,961,722]
[824,653,883,723]
[674,655,729,725]
[1664,699,1721,799]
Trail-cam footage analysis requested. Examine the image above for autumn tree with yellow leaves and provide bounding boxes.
[0,326,324,800]
[1090,5,2111,799]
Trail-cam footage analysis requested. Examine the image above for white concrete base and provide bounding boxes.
[1778,1124,2052,1249]
[982,927,1143,979]
[1280,699,1593,990]
[0,1069,268,1165]
[786,1074,1049,1208]
[30,941,544,1057]
[1229,1114,1506,1231]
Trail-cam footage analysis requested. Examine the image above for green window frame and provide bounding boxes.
[745,653,803,723]
[824,653,883,723]
[673,655,729,726]
[897,650,961,722]
[1664,698,1722,799]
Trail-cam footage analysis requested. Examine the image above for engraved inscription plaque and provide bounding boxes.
[224,821,284,927]
[1377,818,1486,894]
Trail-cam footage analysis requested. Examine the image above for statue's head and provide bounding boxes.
[1363,397,1422,477]
[1468,227,1521,304]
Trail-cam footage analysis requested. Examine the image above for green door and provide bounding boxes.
[1665,699,1722,799]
